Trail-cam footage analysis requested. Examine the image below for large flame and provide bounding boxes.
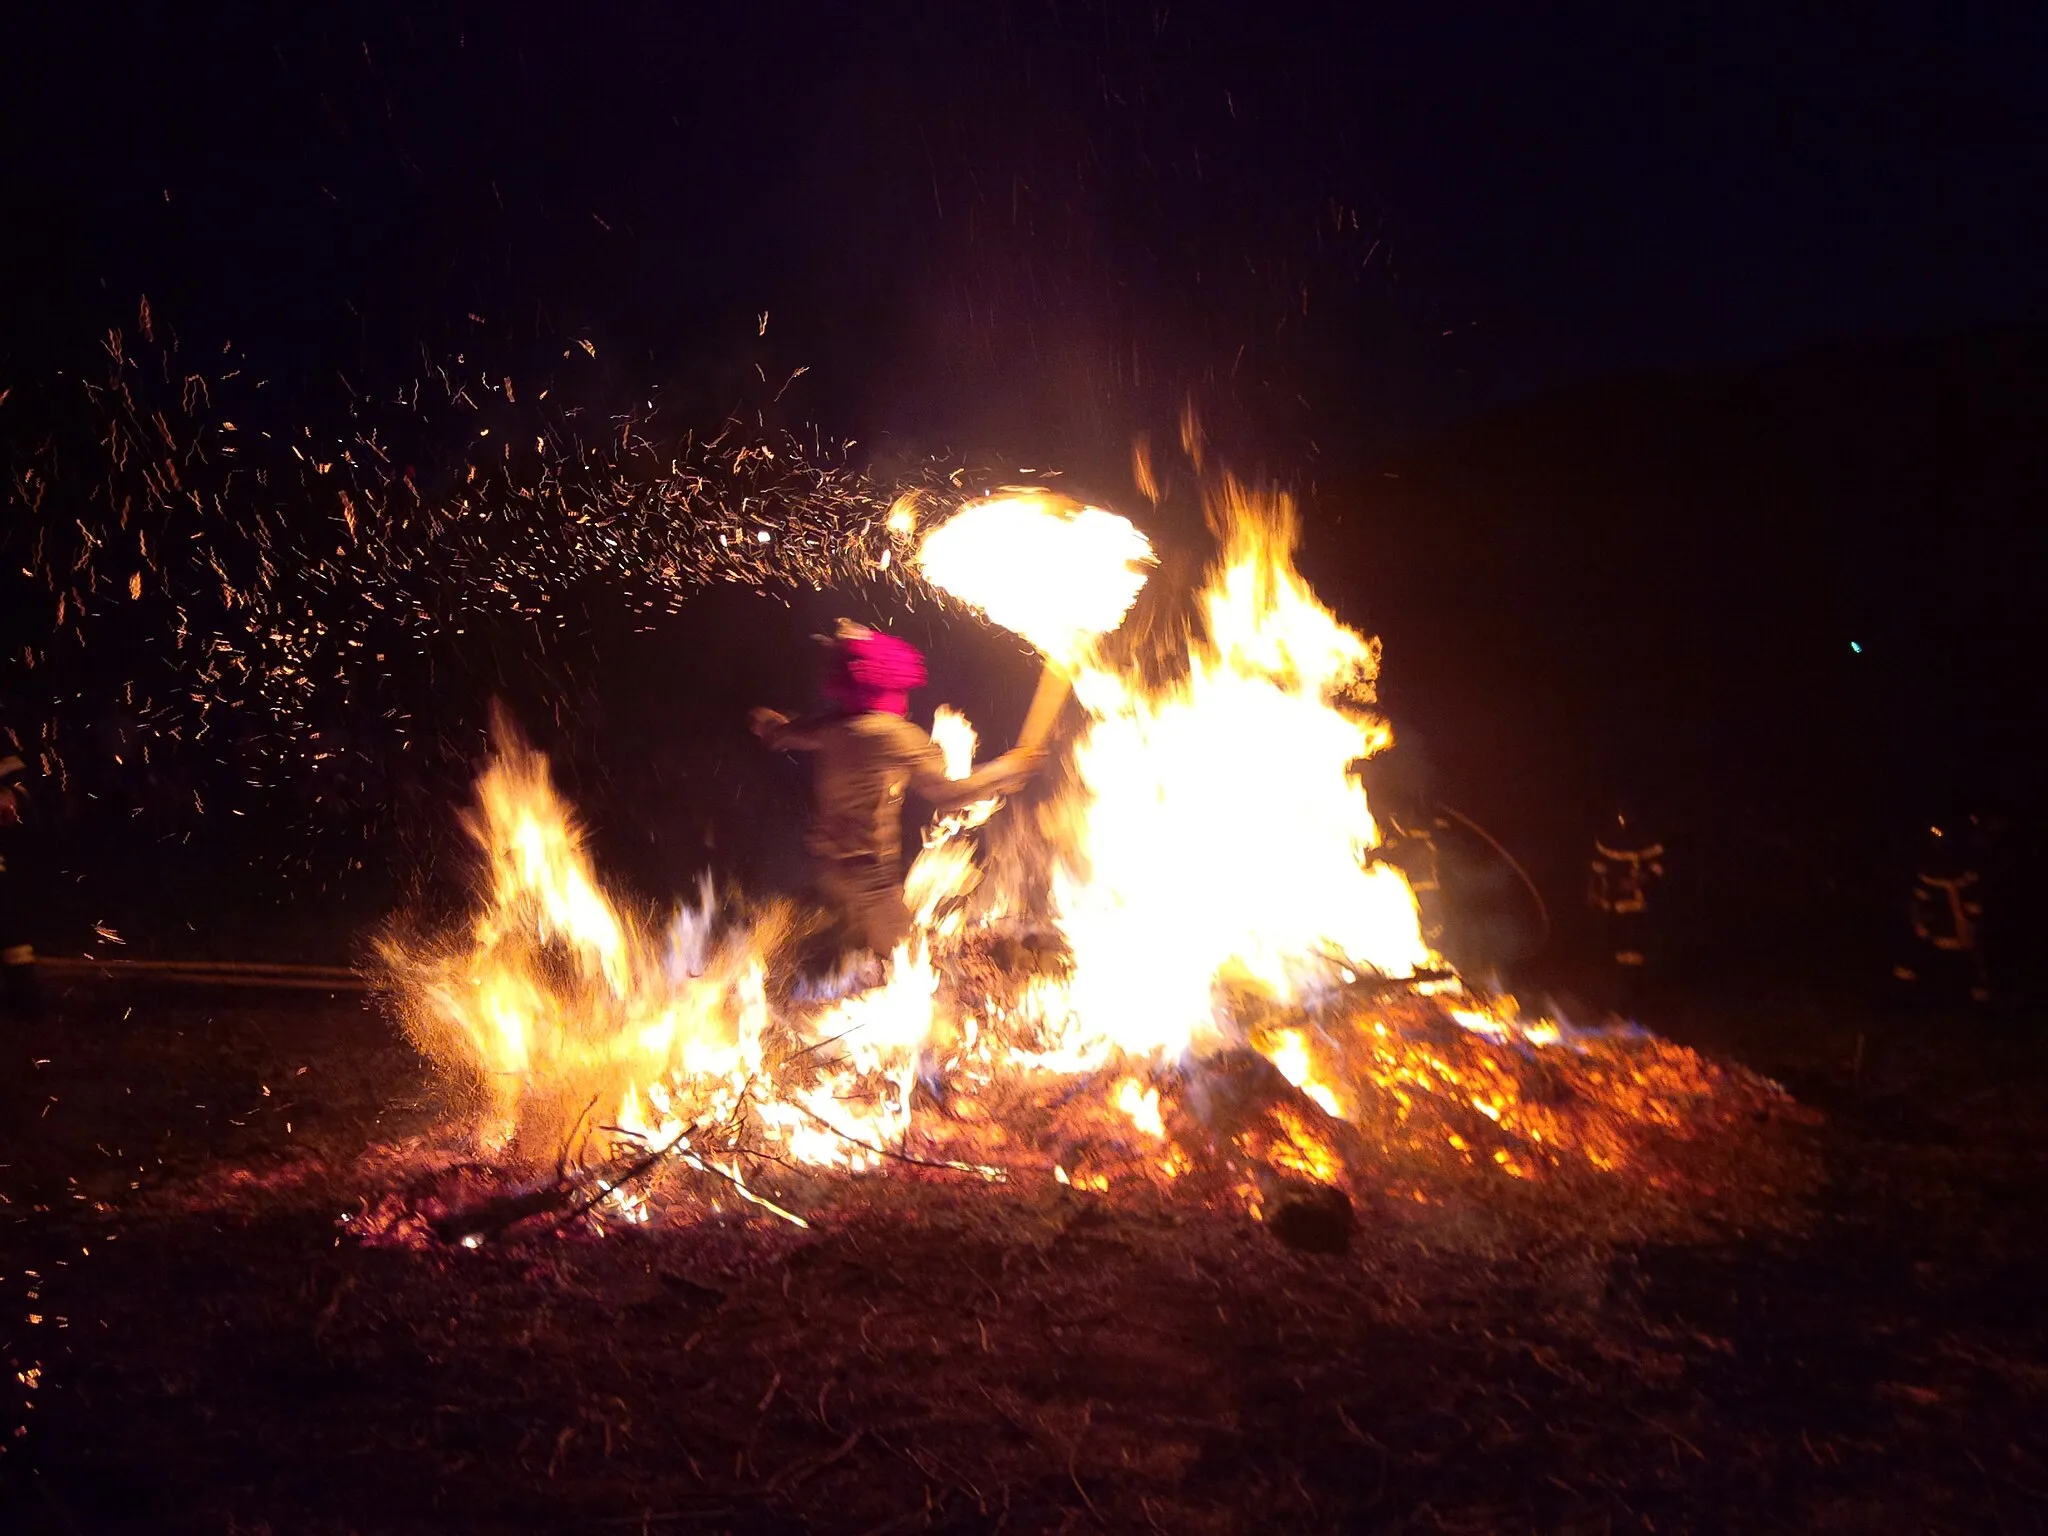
[377,473,1772,1238]
[913,490,1156,669]
[1043,477,1432,1065]
[380,730,774,1168]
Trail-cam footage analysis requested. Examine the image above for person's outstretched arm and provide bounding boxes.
[751,708,830,752]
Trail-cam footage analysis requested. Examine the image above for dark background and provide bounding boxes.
[2,1,2043,979]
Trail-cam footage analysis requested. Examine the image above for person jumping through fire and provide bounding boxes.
[752,621,1044,959]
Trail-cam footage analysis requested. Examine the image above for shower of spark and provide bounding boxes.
[0,306,948,869]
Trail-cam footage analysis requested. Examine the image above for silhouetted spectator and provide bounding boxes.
[1588,810,1665,1009]
[1892,818,1991,1006]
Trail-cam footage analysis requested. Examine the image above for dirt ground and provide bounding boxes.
[1,974,2044,1534]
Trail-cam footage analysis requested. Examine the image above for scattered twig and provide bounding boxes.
[560,1093,603,1180]
[424,1124,694,1244]
[790,1100,1005,1181]
[671,1149,812,1229]
[762,1429,864,1493]
[1066,1401,1101,1523]
[563,1127,697,1223]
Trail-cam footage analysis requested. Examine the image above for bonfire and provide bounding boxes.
[370,470,1789,1251]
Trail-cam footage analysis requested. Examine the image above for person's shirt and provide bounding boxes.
[765,712,1023,863]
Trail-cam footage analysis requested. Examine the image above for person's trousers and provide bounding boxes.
[817,853,913,957]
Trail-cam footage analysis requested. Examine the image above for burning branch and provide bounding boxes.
[915,489,1156,751]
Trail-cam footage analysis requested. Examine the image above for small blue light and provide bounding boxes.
[1849,641,1863,654]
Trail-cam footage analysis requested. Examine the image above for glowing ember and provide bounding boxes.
[1267,1029,1344,1118]
[1115,1078,1166,1139]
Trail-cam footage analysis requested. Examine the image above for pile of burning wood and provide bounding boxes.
[363,471,1801,1251]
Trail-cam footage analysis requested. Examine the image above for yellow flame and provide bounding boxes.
[1264,1029,1344,1118]
[905,706,1001,938]
[915,490,1155,668]
[1038,475,1434,1064]
[928,705,979,781]
[1114,1078,1166,1139]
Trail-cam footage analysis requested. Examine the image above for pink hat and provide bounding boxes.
[830,629,926,716]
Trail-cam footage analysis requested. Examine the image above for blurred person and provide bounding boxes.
[1362,740,1547,978]
[752,622,1044,958]
[1379,803,1449,954]
[1587,810,1665,1010]
[1358,730,1449,953]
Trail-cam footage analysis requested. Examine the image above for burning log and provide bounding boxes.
[1258,1175,1356,1254]
[427,1172,589,1247]
[426,1127,691,1246]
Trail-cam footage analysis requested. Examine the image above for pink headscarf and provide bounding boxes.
[830,629,927,717]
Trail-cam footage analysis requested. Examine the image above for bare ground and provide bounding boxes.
[1,977,2044,1534]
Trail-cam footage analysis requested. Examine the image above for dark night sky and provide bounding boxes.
[4,3,2045,961]
[5,2,2044,457]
